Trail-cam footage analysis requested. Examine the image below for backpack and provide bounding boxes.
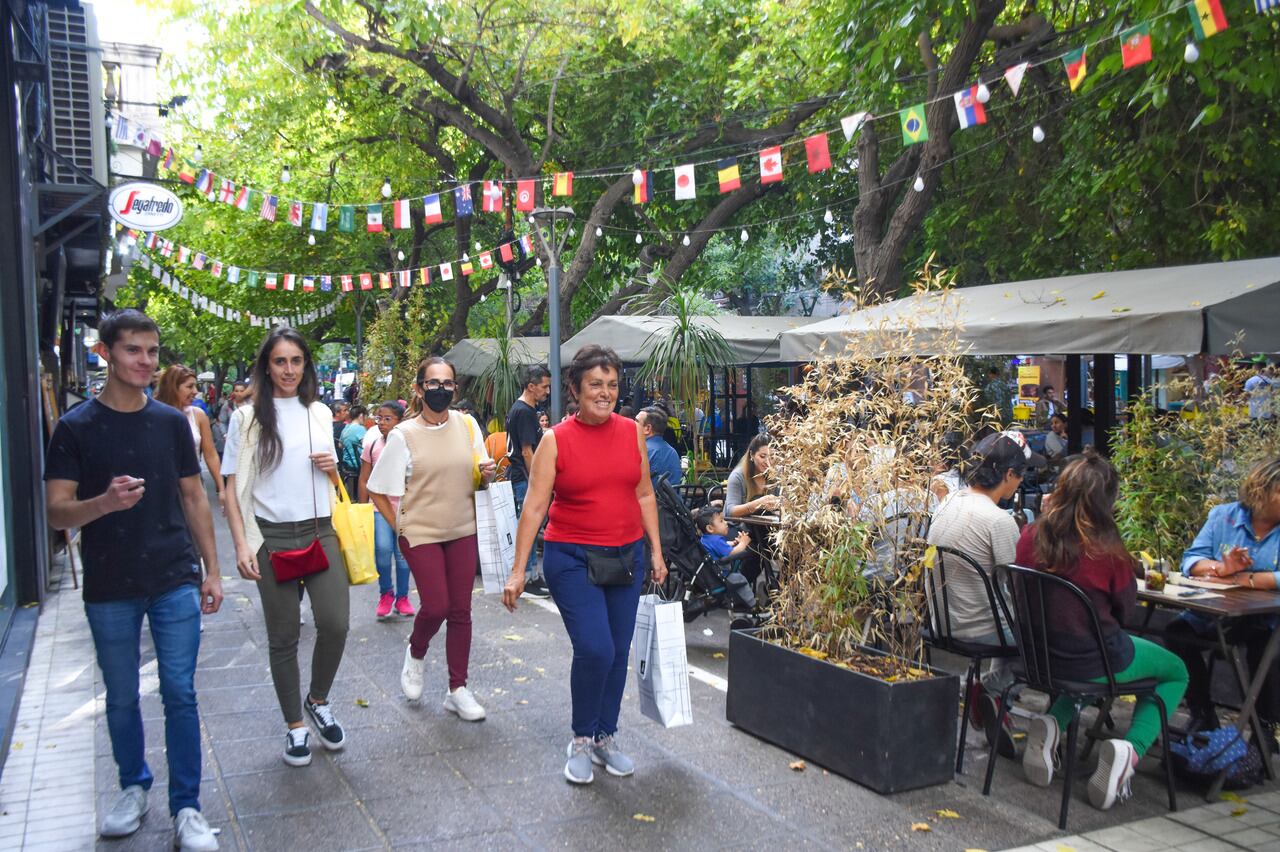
[1170,727,1265,791]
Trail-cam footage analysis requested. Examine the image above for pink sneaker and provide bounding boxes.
[376,592,394,620]
[394,596,416,618]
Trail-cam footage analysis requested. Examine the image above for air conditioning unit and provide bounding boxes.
[46,4,107,187]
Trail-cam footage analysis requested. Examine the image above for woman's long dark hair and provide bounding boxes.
[736,433,771,501]
[1034,449,1133,575]
[405,356,455,417]
[250,326,319,472]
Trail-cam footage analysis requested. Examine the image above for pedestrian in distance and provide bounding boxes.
[502,344,668,785]
[505,364,552,598]
[338,403,367,499]
[155,364,226,513]
[358,400,415,620]
[367,358,496,719]
[45,310,221,850]
[222,327,351,768]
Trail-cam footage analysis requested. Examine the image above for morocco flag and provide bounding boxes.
[1121,23,1152,68]
[758,146,783,184]
[804,133,831,173]
[516,179,536,212]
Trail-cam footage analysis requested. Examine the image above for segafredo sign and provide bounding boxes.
[108,181,184,231]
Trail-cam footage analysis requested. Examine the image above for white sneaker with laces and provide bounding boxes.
[100,785,148,837]
[443,685,486,721]
[173,807,219,851]
[1022,712,1061,787]
[400,646,425,701]
[1088,739,1137,810]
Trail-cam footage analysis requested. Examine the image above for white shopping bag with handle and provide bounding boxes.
[634,592,693,728]
[474,481,517,594]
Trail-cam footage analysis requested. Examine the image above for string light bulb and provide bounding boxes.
[913,175,925,192]
[824,208,835,225]
[1032,125,1046,144]
[740,229,749,242]
[307,233,316,246]
[682,234,691,246]
[1184,40,1200,63]
[397,250,405,261]
[976,82,991,104]
[595,226,603,237]
[631,169,643,185]
[535,257,542,266]
[280,165,291,183]
[192,144,203,164]
[381,178,392,198]
[635,233,643,244]
[475,241,482,251]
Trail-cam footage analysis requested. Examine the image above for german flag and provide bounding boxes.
[1062,48,1087,92]
[1189,0,1228,39]
[717,158,740,193]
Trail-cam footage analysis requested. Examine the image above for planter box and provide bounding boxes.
[726,628,959,793]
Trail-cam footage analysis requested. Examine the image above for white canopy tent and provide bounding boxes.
[443,336,550,377]
[560,314,819,366]
[778,258,1280,361]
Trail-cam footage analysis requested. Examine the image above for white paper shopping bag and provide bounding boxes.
[474,481,517,594]
[634,593,693,728]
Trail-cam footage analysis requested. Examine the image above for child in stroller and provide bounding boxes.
[693,506,757,612]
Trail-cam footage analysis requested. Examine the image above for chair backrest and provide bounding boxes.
[676,484,708,510]
[922,545,1014,652]
[870,511,930,577]
[1000,563,1119,694]
[707,484,726,506]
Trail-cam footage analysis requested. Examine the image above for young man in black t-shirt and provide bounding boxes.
[45,310,221,850]
[505,364,551,597]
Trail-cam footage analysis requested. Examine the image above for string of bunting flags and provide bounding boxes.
[138,256,339,328]
[111,0,1270,241]
[135,228,537,294]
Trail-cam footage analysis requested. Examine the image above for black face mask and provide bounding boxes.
[422,387,453,413]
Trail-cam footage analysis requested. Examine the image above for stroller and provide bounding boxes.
[653,477,764,627]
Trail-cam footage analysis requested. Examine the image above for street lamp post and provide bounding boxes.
[530,206,575,421]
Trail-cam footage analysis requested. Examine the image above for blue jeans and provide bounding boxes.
[374,512,411,598]
[511,478,542,581]
[84,583,203,816]
[542,540,646,738]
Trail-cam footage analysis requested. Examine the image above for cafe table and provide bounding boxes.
[1135,577,1280,800]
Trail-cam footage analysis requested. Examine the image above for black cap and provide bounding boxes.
[972,430,1047,472]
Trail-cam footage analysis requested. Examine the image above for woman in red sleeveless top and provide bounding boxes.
[502,345,667,786]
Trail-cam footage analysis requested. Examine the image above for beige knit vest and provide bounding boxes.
[396,412,478,547]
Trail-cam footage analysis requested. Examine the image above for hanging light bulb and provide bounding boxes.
[193,144,203,164]
[535,257,542,266]
[381,177,392,198]
[475,240,482,251]
[307,233,316,246]
[682,234,691,247]
[1032,125,1046,144]
[595,226,603,237]
[1184,40,1200,63]
[976,82,991,104]
[397,250,405,261]
[462,252,470,262]
[527,215,535,224]
[740,229,749,242]
[913,175,925,192]
[823,208,835,225]
[632,168,643,185]
[635,233,643,244]
[568,226,575,237]
[281,164,291,183]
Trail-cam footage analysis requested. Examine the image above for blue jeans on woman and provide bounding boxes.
[542,539,646,738]
[374,512,411,598]
[84,583,202,816]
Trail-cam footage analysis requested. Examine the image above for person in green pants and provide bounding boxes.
[1012,451,1188,810]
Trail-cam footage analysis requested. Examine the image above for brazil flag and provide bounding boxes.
[900,104,929,146]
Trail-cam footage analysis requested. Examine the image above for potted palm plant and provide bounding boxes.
[471,329,531,430]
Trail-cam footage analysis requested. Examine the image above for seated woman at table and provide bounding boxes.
[1016,451,1188,811]
[1163,456,1280,734]
[724,434,780,587]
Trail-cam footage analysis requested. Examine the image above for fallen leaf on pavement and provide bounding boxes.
[355,698,370,708]
[517,700,528,705]
[10,742,21,750]
[963,848,989,852]
[535,667,545,674]
[712,652,726,659]
[1232,807,1248,817]
[1111,307,1131,313]
[910,822,931,832]
[514,676,529,683]
[632,813,656,823]
[1091,290,1106,300]
[1219,791,1248,803]
[789,760,806,771]
[935,809,960,819]
[503,634,524,642]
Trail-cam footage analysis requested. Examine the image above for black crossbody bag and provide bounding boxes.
[583,542,637,586]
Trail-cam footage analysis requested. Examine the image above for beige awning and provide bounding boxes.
[443,337,550,377]
[560,314,819,366]
[779,258,1280,360]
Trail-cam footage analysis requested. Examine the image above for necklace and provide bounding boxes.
[419,410,449,427]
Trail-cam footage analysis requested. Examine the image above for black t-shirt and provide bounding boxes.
[504,398,542,483]
[45,398,202,603]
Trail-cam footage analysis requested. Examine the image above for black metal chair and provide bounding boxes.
[919,545,1019,774]
[983,563,1177,830]
[706,484,726,506]
[675,484,707,510]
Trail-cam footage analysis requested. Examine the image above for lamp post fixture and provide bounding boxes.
[529,205,575,421]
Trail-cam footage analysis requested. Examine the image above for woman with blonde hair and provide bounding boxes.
[155,365,224,509]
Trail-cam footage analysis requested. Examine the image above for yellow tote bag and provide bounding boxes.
[332,478,376,585]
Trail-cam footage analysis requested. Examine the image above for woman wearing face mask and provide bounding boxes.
[367,358,496,719]
[155,365,224,511]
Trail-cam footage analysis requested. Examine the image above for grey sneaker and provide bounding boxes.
[564,736,595,785]
[1022,711,1060,788]
[173,807,219,851]
[591,734,635,777]
[100,784,148,837]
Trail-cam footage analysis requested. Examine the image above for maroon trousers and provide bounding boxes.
[399,534,478,690]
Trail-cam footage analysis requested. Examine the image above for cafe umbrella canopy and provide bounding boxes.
[443,336,551,377]
[561,314,819,366]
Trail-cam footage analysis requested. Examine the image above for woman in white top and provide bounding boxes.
[154,365,224,509]
[223,327,350,769]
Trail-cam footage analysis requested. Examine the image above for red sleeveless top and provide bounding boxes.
[544,413,644,546]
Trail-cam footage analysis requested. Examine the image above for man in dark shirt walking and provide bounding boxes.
[505,365,551,598]
[45,310,222,851]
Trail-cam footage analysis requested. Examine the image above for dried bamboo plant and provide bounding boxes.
[763,261,984,680]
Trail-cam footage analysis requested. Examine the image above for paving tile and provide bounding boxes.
[1221,826,1277,847]
[1171,839,1243,852]
[1119,815,1210,845]
[237,803,382,851]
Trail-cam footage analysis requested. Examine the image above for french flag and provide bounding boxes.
[953,85,987,129]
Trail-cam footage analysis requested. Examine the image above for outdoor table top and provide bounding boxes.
[1136,579,1280,619]
[737,513,782,527]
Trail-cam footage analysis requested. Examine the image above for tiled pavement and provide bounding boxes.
[2,515,1279,850]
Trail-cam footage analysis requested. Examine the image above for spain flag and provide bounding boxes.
[553,172,573,197]
[1189,0,1228,39]
[717,158,741,193]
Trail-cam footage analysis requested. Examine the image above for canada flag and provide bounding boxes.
[759,146,783,184]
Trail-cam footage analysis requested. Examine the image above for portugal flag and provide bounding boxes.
[1062,48,1087,92]
[1120,23,1152,68]
[1189,0,1228,39]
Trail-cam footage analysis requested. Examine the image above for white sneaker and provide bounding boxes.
[443,685,486,721]
[1089,739,1137,810]
[1022,712,1060,788]
[100,785,148,837]
[400,646,425,701]
[173,807,219,851]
